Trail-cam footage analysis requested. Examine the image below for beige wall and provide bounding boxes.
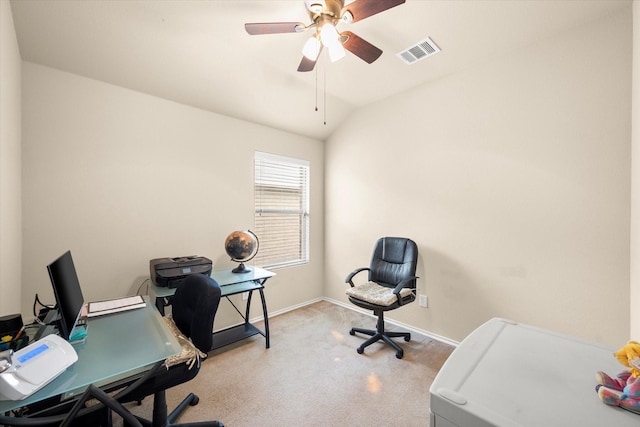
[325,7,632,346]
[6,2,637,345]
[632,0,640,339]
[0,0,22,316]
[20,63,325,328]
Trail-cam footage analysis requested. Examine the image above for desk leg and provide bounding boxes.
[155,297,165,316]
[245,290,253,326]
[258,287,270,349]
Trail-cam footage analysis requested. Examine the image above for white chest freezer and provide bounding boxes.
[429,318,639,427]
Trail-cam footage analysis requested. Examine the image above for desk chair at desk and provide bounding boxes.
[119,274,224,427]
[150,267,275,351]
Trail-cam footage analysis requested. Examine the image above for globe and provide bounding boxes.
[225,230,259,273]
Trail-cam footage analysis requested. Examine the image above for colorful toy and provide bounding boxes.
[595,340,640,415]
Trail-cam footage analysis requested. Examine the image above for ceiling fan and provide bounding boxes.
[245,0,406,72]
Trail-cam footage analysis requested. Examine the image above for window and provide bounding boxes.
[254,152,309,269]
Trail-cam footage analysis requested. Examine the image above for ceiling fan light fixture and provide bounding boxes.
[245,0,406,72]
[302,36,321,61]
[327,43,346,62]
[320,22,341,49]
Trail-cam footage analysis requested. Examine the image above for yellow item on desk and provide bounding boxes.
[0,336,11,350]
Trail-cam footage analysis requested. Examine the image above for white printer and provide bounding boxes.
[430,318,639,427]
[0,334,77,401]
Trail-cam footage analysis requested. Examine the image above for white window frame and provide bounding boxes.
[254,151,310,269]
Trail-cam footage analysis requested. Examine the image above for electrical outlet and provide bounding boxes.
[419,295,428,308]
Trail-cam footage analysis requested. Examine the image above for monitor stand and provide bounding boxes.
[33,309,59,341]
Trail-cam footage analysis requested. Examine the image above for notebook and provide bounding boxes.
[86,295,146,318]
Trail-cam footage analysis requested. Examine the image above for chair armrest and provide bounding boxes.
[393,276,419,306]
[345,268,370,287]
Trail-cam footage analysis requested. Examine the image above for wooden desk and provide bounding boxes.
[0,296,181,415]
[149,267,275,350]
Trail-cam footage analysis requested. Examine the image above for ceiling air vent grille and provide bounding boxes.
[397,37,440,65]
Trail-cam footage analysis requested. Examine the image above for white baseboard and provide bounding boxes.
[263,297,324,318]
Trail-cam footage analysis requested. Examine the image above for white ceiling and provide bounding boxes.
[10,0,631,141]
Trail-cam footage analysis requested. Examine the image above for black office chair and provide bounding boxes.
[119,273,224,427]
[345,237,418,359]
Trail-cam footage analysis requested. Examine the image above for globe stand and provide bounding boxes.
[231,262,251,274]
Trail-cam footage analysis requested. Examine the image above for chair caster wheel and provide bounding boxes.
[349,329,356,336]
[357,347,364,354]
[404,336,410,342]
[190,395,199,406]
[396,352,403,359]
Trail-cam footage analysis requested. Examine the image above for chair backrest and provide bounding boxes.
[369,237,418,289]
[172,274,221,353]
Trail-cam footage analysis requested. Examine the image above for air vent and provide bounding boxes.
[396,37,440,65]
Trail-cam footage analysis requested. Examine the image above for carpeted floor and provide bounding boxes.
[121,300,455,426]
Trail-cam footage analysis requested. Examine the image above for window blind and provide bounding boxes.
[254,152,309,269]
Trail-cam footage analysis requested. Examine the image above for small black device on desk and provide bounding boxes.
[150,256,212,288]
[0,314,26,351]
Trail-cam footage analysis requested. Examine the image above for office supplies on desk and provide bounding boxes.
[0,318,26,352]
[69,325,88,344]
[87,295,146,317]
[0,334,78,401]
[0,314,22,339]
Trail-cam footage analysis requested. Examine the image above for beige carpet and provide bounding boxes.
[122,300,454,426]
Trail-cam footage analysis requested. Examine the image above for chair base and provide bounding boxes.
[129,390,224,427]
[350,311,410,359]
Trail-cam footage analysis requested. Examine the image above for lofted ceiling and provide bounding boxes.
[9,0,631,141]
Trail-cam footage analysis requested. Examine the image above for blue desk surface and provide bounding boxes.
[0,296,181,413]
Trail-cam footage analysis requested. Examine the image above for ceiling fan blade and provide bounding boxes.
[341,0,406,23]
[297,55,318,72]
[341,31,382,64]
[245,22,306,35]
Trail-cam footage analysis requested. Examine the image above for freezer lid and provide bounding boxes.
[429,318,639,427]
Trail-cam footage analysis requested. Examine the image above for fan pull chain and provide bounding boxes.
[323,59,327,125]
[312,51,327,126]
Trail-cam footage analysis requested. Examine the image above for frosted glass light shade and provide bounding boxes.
[320,23,345,62]
[327,43,346,62]
[320,23,341,49]
[302,37,321,60]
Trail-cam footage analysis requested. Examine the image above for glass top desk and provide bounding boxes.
[149,267,275,351]
[0,295,181,414]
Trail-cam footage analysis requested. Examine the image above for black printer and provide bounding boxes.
[150,256,213,288]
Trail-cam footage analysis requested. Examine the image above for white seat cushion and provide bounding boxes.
[346,281,414,306]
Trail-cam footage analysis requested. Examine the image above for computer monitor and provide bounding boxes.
[47,250,85,340]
